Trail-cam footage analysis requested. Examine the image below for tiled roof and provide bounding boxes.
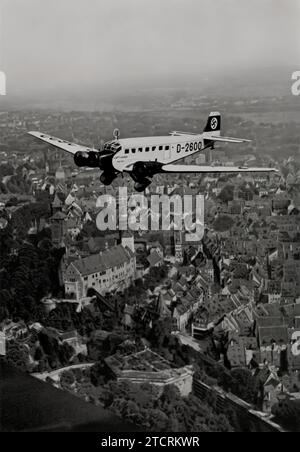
[51,211,67,221]
[148,241,162,249]
[60,330,78,341]
[147,251,163,267]
[66,218,78,229]
[52,193,63,207]
[124,305,135,316]
[71,245,134,276]
[256,316,287,328]
[258,325,289,345]
[87,237,117,253]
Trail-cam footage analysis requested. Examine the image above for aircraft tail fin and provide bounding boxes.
[202,112,250,144]
[203,112,221,137]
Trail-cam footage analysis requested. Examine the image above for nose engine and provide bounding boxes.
[98,153,115,172]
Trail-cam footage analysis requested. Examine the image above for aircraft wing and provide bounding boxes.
[28,131,97,155]
[207,136,252,144]
[162,164,278,173]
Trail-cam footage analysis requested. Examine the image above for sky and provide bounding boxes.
[0,0,300,96]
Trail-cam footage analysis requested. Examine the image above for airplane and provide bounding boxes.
[28,112,278,192]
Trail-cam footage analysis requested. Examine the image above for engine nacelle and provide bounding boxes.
[74,151,100,168]
[98,153,115,172]
[132,161,163,180]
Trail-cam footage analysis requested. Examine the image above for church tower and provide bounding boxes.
[120,230,135,254]
[174,230,184,263]
[52,193,64,215]
[50,211,67,248]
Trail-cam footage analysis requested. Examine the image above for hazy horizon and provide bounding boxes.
[0,0,299,100]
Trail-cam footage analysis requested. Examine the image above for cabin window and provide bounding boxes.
[138,147,143,152]
[159,146,163,151]
[132,148,136,153]
[152,146,156,151]
[165,145,170,150]
[125,149,129,154]
[145,147,150,152]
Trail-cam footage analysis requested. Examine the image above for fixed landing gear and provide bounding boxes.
[100,172,116,186]
[130,161,161,192]
[134,178,151,192]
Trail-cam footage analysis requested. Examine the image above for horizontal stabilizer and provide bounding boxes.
[170,131,199,137]
[204,135,251,144]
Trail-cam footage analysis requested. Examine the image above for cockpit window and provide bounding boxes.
[111,143,121,151]
[104,141,121,153]
[104,142,112,151]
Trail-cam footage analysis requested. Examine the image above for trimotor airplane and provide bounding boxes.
[29,112,277,192]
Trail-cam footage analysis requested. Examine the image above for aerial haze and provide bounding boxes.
[0,0,300,104]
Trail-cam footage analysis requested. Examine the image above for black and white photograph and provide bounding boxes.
[0,0,300,437]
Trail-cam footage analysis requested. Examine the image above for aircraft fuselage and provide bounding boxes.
[112,134,208,172]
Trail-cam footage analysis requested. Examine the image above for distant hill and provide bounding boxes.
[1,67,296,111]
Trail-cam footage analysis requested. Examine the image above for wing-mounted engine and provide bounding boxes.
[74,148,116,172]
[74,148,118,185]
[74,151,101,168]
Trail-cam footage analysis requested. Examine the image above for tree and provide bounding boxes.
[148,318,173,348]
[147,409,169,431]
[60,370,75,389]
[218,185,234,203]
[90,360,111,386]
[213,215,235,232]
[230,368,259,404]
[272,400,300,431]
[5,342,31,372]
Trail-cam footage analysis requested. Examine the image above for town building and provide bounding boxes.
[50,211,67,248]
[0,331,6,356]
[227,335,258,368]
[64,244,136,299]
[60,331,87,355]
[104,349,194,396]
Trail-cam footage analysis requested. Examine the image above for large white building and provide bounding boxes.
[105,349,194,396]
[0,331,6,356]
[64,244,136,300]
